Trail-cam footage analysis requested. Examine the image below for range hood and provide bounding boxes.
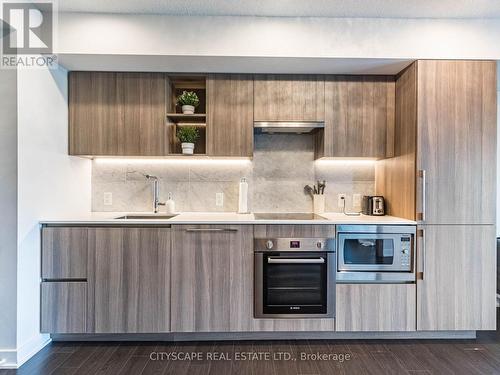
[254,121,324,134]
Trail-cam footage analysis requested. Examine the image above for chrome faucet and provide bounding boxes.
[145,175,165,213]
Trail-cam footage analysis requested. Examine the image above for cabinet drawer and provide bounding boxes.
[336,284,416,332]
[41,282,87,333]
[42,227,88,279]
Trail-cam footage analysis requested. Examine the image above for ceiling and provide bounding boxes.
[59,0,500,18]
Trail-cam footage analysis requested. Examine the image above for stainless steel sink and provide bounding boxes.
[114,214,178,220]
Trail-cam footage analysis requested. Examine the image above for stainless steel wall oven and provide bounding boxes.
[254,237,336,318]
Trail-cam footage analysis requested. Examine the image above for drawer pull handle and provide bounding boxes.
[185,228,238,232]
[268,257,325,264]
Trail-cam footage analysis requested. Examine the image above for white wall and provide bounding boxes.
[14,66,91,367]
[58,14,500,59]
[0,69,18,367]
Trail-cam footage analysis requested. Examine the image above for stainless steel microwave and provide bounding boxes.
[336,225,416,283]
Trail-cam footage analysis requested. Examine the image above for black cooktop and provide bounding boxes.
[253,213,327,220]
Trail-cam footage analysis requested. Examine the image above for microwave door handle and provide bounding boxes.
[267,257,325,264]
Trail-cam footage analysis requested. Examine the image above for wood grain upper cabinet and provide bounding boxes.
[417,225,496,331]
[88,227,171,333]
[254,75,325,122]
[69,72,169,156]
[206,74,254,157]
[416,60,497,224]
[322,76,395,158]
[170,225,253,332]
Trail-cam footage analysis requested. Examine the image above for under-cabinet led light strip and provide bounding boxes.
[93,158,252,165]
[315,158,377,165]
[93,158,376,166]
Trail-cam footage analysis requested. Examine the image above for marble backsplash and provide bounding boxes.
[92,134,375,213]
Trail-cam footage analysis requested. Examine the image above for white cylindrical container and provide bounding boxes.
[181,142,194,155]
[238,177,249,214]
[181,105,195,114]
[165,192,176,214]
[313,194,325,214]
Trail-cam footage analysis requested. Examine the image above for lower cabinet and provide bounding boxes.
[170,225,253,332]
[336,284,416,332]
[41,224,496,335]
[88,227,171,333]
[41,282,87,333]
[40,226,171,334]
[417,225,496,331]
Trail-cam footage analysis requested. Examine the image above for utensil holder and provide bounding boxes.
[313,194,325,214]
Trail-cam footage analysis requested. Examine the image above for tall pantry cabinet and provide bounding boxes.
[376,60,497,331]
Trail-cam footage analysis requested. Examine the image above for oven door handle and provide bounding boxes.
[267,257,325,264]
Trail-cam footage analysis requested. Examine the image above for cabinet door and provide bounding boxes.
[323,76,395,158]
[41,282,87,333]
[42,227,88,279]
[170,225,253,332]
[120,73,169,156]
[417,60,496,224]
[207,74,253,157]
[336,284,416,332]
[88,227,171,333]
[254,74,325,122]
[69,72,168,156]
[417,225,496,331]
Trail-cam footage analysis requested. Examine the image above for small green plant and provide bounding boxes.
[177,126,200,144]
[176,91,200,107]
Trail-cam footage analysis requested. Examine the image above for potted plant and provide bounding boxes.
[176,126,200,155]
[176,91,200,115]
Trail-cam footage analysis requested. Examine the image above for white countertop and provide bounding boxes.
[40,212,416,225]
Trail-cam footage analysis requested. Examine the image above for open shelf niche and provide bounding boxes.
[166,75,207,155]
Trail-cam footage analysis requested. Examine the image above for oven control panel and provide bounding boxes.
[400,236,411,267]
[254,238,334,252]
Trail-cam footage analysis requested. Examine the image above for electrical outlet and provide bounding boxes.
[216,192,224,207]
[337,193,346,208]
[353,194,362,209]
[103,192,113,206]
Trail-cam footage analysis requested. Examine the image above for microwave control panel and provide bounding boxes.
[400,236,411,267]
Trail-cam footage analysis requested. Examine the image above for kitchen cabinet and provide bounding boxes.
[254,74,325,122]
[336,284,416,332]
[170,225,253,332]
[321,76,395,158]
[41,227,89,334]
[374,64,417,219]
[42,227,88,279]
[417,225,496,331]
[206,74,254,157]
[88,227,171,333]
[416,60,496,225]
[41,282,87,333]
[375,60,497,332]
[69,72,169,156]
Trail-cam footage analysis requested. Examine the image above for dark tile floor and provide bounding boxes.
[2,311,500,375]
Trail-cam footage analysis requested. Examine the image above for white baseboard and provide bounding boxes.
[0,334,51,369]
[0,349,17,369]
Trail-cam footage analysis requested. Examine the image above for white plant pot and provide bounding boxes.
[181,142,195,155]
[181,105,195,115]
